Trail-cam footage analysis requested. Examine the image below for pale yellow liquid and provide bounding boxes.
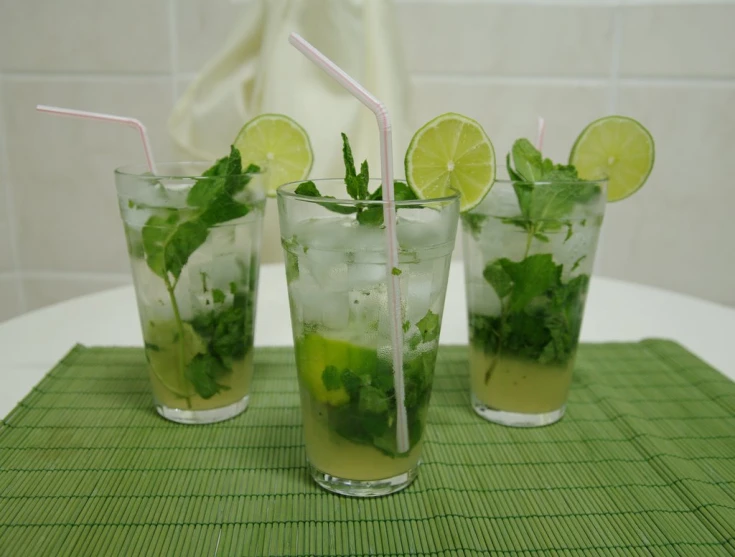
[149,349,253,411]
[470,346,573,414]
[300,390,422,481]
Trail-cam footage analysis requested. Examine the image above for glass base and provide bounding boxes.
[472,394,565,427]
[308,461,419,497]
[155,394,250,424]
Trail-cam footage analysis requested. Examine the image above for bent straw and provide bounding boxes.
[36,105,157,173]
[288,32,409,453]
[536,116,546,153]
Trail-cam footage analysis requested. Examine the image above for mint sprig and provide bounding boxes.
[142,147,259,282]
[294,133,417,226]
[505,139,600,249]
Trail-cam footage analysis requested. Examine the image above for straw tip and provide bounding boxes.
[288,32,303,45]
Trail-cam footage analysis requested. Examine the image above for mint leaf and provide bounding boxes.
[482,260,513,298]
[498,254,562,311]
[512,139,547,182]
[142,214,208,280]
[417,310,440,343]
[340,368,363,397]
[296,180,360,215]
[356,206,383,225]
[322,365,342,391]
[189,291,253,367]
[212,288,225,304]
[369,181,418,202]
[185,353,230,399]
[461,212,487,239]
[357,182,417,227]
[391,267,402,276]
[570,255,586,273]
[187,147,257,207]
[294,180,320,197]
[528,182,599,223]
[359,385,389,414]
[341,133,369,200]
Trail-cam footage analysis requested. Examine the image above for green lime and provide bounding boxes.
[405,112,496,212]
[570,115,655,202]
[295,334,378,406]
[233,114,314,197]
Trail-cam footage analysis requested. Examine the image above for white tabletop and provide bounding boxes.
[2,262,734,416]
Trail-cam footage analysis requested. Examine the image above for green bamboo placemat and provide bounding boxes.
[1,341,734,556]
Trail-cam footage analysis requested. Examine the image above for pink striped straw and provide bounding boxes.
[288,32,409,453]
[536,116,546,153]
[36,105,157,174]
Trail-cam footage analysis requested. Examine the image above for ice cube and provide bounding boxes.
[405,274,434,324]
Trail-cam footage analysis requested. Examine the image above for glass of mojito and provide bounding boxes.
[115,149,265,424]
[462,139,606,427]
[277,155,459,495]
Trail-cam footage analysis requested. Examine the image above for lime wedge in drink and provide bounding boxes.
[405,113,496,212]
[569,115,655,202]
[234,114,314,197]
[295,334,379,406]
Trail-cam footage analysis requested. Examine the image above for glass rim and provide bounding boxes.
[491,177,608,187]
[277,178,460,207]
[114,161,264,180]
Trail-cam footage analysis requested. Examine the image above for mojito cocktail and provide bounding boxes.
[278,172,459,496]
[115,154,265,424]
[462,139,606,426]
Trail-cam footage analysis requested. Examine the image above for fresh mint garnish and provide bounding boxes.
[294,133,417,226]
[502,139,600,247]
[142,147,259,282]
[342,132,370,201]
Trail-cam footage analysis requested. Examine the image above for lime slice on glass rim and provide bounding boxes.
[233,114,314,197]
[570,115,655,202]
[405,113,496,212]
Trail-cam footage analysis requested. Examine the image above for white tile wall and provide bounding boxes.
[0,0,171,73]
[3,77,175,274]
[619,5,735,78]
[398,3,616,77]
[0,0,733,321]
[175,0,251,74]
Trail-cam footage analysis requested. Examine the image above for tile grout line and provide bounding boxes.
[18,271,132,282]
[412,73,735,88]
[0,76,28,314]
[1,72,172,81]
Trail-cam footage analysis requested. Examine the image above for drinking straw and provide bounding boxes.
[288,32,409,453]
[36,105,157,173]
[536,116,546,153]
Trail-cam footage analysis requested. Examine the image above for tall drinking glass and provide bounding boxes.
[115,163,265,424]
[278,179,459,496]
[461,178,606,427]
